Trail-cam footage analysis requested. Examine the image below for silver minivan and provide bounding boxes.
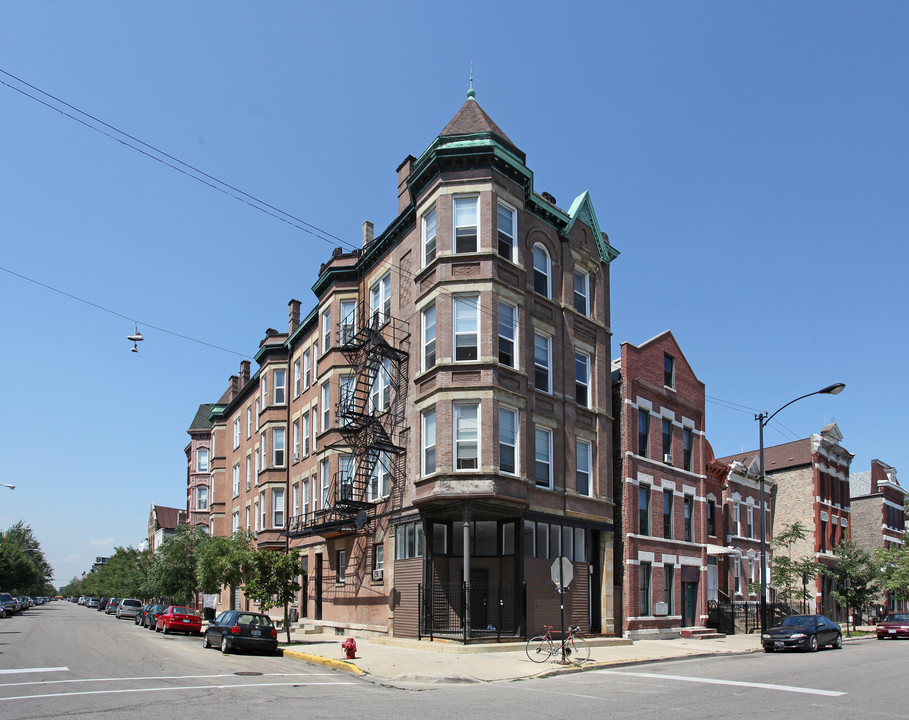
[116,598,143,620]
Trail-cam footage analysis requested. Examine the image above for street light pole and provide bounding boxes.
[756,382,845,634]
[1,484,14,491]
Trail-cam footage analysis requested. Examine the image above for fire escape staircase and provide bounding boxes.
[288,301,408,538]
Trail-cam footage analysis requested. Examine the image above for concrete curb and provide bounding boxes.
[281,648,366,676]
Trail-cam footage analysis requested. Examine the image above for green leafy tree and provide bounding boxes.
[243,547,306,644]
[90,546,155,599]
[765,521,819,608]
[145,525,207,604]
[823,538,877,635]
[0,521,53,594]
[875,532,909,608]
[196,531,254,608]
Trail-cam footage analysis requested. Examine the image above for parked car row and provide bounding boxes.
[1,593,54,617]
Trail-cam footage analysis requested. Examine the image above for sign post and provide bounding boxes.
[550,557,574,663]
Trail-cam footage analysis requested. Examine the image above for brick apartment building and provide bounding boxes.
[185,403,214,531]
[719,423,854,620]
[611,331,709,638]
[194,90,620,639]
[849,459,906,613]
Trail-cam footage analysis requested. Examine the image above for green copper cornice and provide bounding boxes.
[564,191,620,264]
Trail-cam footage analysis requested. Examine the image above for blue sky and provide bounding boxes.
[2,2,906,587]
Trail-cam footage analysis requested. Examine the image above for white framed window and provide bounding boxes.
[370,358,391,413]
[423,205,437,265]
[535,426,553,489]
[246,406,252,438]
[303,349,311,389]
[312,404,318,447]
[255,398,260,430]
[232,510,240,534]
[232,463,240,497]
[302,412,310,456]
[422,304,436,371]
[272,488,285,527]
[369,452,390,501]
[575,351,591,407]
[454,295,479,361]
[370,272,391,327]
[293,359,301,398]
[245,506,250,532]
[293,419,300,461]
[233,418,241,449]
[532,244,551,298]
[455,402,479,470]
[260,432,267,471]
[422,407,436,476]
[337,549,347,584]
[253,500,259,532]
[498,406,517,475]
[292,483,300,519]
[497,200,516,261]
[196,448,209,473]
[321,307,332,354]
[577,440,592,496]
[573,269,589,316]
[274,369,286,405]
[339,375,354,425]
[196,486,208,511]
[254,448,260,480]
[497,300,517,367]
[340,299,357,344]
[533,332,552,393]
[260,490,266,529]
[453,196,478,253]
[320,459,330,507]
[302,478,310,521]
[373,543,384,577]
[321,382,331,430]
[339,455,354,502]
[273,427,285,467]
[246,455,251,490]
[261,374,268,408]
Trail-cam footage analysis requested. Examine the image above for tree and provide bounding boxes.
[243,547,306,644]
[765,521,819,609]
[0,521,53,595]
[86,546,155,599]
[145,525,206,604]
[823,538,877,635]
[196,531,254,608]
[875,532,909,609]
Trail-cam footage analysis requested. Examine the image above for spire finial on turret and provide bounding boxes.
[467,60,475,100]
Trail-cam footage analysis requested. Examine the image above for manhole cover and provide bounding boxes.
[234,671,263,676]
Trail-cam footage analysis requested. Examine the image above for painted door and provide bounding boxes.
[682,582,697,627]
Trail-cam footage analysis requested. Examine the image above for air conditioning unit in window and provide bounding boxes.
[654,601,668,616]
[372,569,384,581]
[293,452,299,462]
[663,454,673,464]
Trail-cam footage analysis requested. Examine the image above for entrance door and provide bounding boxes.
[470,568,488,630]
[682,582,697,627]
[314,553,323,621]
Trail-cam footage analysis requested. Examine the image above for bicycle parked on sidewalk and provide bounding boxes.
[525,625,590,665]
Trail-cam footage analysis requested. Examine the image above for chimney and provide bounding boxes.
[288,299,301,333]
[362,221,374,248]
[396,155,415,214]
[239,360,251,387]
[229,375,239,401]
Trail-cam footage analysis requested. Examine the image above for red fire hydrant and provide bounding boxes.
[341,637,357,660]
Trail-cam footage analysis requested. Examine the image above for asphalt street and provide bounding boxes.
[1,602,906,719]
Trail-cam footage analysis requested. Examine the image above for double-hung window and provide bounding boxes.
[340,299,357,345]
[274,369,286,405]
[533,332,551,393]
[423,206,437,264]
[339,455,354,502]
[664,354,675,389]
[339,375,354,424]
[246,406,252,438]
[246,455,251,490]
[272,488,285,527]
[233,418,241,449]
[684,496,693,542]
[232,463,240,497]
[638,410,650,458]
[302,412,310,456]
[497,201,516,261]
[498,301,516,367]
[293,420,300,461]
[639,485,650,535]
[454,295,479,361]
[303,350,311,389]
[292,483,300,520]
[301,479,310,521]
[260,432,267,471]
[262,375,268,408]
[272,427,285,467]
[422,408,436,475]
[573,269,589,315]
[370,272,391,327]
[422,304,436,371]
[260,491,266,529]
[663,490,673,539]
[453,196,478,253]
[320,459,330,508]
[369,452,390,501]
[196,486,208,511]
[662,418,672,461]
[532,244,551,298]
[640,561,652,616]
[321,308,332,354]
[575,351,590,407]
[370,358,391,412]
[321,382,331,430]
[534,426,552,489]
[293,359,301,397]
[498,407,517,475]
[577,440,592,496]
[683,427,693,471]
[455,403,479,470]
[197,448,209,473]
[664,565,674,615]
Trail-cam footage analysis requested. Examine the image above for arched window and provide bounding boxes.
[532,244,551,298]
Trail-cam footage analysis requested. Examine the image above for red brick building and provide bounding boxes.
[185,403,214,531]
[612,331,709,638]
[195,91,621,639]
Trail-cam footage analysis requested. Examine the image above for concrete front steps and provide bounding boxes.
[680,627,726,640]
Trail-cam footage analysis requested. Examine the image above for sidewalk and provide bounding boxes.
[278,626,875,686]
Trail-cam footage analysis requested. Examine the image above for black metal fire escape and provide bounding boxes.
[289,300,408,537]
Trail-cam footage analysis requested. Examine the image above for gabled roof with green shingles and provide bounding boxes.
[189,403,216,430]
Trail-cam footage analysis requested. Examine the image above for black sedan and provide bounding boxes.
[202,610,279,655]
[762,614,843,652]
[145,604,168,630]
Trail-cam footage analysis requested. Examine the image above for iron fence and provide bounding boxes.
[418,581,519,643]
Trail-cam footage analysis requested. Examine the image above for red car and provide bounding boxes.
[155,606,202,635]
[877,612,909,639]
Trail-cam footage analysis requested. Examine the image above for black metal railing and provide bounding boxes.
[418,581,519,643]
